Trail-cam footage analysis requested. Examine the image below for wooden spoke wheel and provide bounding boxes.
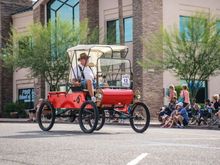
[129,102,150,133]
[37,100,55,131]
[79,101,99,133]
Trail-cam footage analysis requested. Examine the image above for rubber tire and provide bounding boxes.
[37,100,55,131]
[95,109,106,131]
[129,102,150,133]
[79,101,99,133]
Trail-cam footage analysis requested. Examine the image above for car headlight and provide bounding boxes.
[95,90,103,102]
[136,94,141,100]
[96,93,103,100]
[134,90,141,100]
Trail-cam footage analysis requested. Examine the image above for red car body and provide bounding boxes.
[48,89,134,112]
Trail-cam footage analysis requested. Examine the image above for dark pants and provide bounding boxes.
[183,102,189,108]
[159,107,172,117]
[183,118,188,126]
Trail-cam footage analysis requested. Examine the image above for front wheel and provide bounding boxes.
[37,100,55,131]
[96,109,106,131]
[79,101,99,133]
[88,109,105,131]
[129,102,150,133]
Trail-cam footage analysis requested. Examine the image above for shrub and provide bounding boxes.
[3,101,27,118]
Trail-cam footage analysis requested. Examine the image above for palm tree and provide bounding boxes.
[118,0,124,45]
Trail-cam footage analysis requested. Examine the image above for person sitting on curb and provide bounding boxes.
[162,102,179,128]
[213,94,220,128]
[27,98,43,122]
[212,94,220,112]
[196,99,212,126]
[158,96,177,125]
[173,102,189,128]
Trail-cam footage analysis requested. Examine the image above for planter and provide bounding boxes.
[10,112,19,118]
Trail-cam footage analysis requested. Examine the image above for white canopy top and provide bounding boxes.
[67,44,131,83]
[67,44,128,54]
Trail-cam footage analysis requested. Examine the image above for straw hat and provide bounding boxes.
[78,53,90,61]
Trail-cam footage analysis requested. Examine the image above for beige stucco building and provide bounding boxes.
[1,0,220,116]
[12,10,35,103]
[162,0,220,104]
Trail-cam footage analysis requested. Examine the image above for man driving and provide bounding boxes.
[72,53,96,102]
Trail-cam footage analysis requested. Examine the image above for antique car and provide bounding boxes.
[37,45,150,133]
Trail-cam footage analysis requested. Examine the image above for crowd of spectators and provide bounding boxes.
[158,84,220,128]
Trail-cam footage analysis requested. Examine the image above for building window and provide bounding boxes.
[47,0,80,25]
[180,80,208,103]
[195,80,208,103]
[47,0,79,57]
[18,88,35,109]
[179,16,189,39]
[124,17,133,42]
[179,16,206,41]
[107,17,133,44]
[107,20,120,44]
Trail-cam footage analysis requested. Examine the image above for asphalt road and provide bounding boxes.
[0,123,220,165]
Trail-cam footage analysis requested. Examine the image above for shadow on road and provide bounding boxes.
[0,129,135,139]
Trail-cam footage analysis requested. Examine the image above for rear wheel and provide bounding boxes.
[129,102,150,133]
[79,101,99,133]
[37,100,55,131]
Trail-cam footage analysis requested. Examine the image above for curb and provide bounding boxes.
[0,119,219,130]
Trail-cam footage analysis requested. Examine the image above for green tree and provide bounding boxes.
[140,12,220,99]
[2,19,98,91]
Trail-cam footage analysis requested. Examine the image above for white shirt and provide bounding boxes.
[72,64,95,81]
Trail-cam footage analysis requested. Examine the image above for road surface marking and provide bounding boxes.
[127,153,148,165]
